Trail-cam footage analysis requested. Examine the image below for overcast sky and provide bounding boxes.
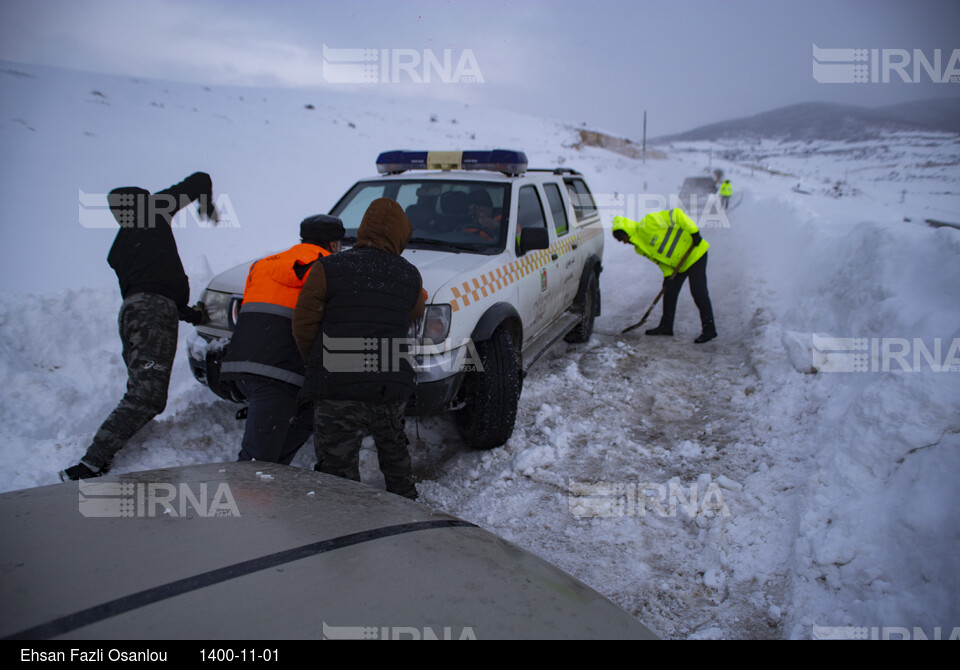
[1,0,958,138]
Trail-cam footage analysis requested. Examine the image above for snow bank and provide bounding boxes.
[729,187,960,636]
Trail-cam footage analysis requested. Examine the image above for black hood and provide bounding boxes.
[108,186,150,227]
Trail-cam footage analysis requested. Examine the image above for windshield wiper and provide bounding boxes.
[407,238,488,253]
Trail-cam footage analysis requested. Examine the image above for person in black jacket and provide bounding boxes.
[292,198,426,499]
[60,172,216,481]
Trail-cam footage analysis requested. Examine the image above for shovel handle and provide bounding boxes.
[621,285,666,334]
[620,237,699,335]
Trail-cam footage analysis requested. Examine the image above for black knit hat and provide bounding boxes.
[300,214,345,244]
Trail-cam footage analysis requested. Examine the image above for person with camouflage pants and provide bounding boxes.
[293,198,425,499]
[80,292,180,470]
[60,173,216,481]
[312,399,415,498]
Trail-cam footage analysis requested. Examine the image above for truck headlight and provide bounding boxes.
[420,304,451,345]
[200,289,235,330]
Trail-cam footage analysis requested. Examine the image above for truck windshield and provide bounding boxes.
[330,180,510,254]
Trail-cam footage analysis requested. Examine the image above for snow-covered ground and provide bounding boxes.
[1,61,959,640]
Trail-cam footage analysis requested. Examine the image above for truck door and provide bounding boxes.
[515,184,557,346]
[543,181,581,310]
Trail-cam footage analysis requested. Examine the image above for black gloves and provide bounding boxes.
[180,302,208,325]
[198,197,219,225]
[691,232,703,246]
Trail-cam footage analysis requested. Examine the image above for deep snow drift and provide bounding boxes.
[1,62,958,639]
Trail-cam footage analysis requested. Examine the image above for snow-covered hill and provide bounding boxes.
[1,61,959,640]
[657,99,960,142]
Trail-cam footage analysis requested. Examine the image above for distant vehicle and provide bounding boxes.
[0,462,657,640]
[678,176,720,216]
[188,150,605,451]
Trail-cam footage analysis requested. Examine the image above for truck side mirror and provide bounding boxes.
[519,227,549,255]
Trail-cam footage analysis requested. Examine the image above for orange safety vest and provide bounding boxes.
[242,243,331,310]
[221,243,332,387]
[463,227,495,242]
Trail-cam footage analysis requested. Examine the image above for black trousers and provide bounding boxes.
[658,252,716,334]
[237,376,313,465]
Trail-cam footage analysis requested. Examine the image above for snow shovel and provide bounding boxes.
[621,244,696,335]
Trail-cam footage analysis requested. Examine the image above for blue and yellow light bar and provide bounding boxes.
[376,150,528,176]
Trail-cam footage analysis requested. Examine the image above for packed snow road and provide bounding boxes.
[416,330,790,639]
[413,192,801,639]
[410,182,960,639]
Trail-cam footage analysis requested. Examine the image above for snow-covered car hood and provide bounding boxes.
[403,247,496,304]
[205,259,253,295]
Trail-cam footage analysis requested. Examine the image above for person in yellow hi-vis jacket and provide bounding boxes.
[719,179,732,209]
[612,208,717,343]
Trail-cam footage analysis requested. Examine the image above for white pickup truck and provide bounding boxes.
[188,150,604,450]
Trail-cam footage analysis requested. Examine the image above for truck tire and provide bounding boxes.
[565,270,599,343]
[455,328,520,450]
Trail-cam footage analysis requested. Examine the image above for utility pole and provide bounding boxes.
[642,110,647,164]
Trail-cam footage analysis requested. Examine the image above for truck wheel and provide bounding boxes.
[455,328,520,450]
[565,271,599,343]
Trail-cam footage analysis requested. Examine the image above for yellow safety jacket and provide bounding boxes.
[719,181,732,197]
[612,209,708,277]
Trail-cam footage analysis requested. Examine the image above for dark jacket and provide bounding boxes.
[106,172,214,316]
[221,243,330,387]
[293,198,426,403]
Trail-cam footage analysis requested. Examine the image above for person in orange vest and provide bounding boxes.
[221,215,345,464]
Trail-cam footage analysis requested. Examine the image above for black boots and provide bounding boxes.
[645,324,717,343]
[695,329,717,344]
[59,460,109,482]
